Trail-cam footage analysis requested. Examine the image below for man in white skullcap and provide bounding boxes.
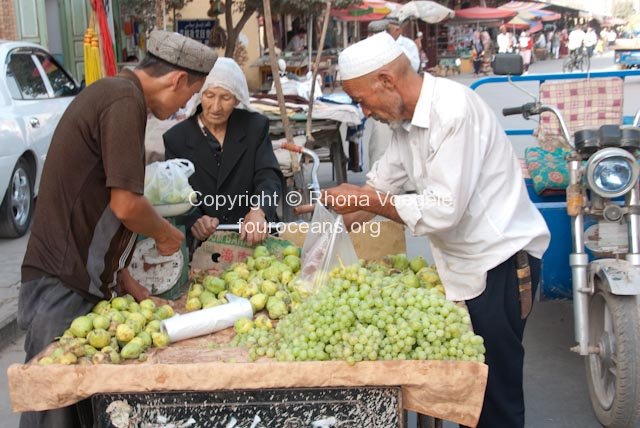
[322,32,550,428]
[18,30,216,428]
[365,17,421,170]
[386,17,421,72]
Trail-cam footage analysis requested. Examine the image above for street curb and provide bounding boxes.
[0,312,19,351]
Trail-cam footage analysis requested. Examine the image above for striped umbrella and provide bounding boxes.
[331,0,400,22]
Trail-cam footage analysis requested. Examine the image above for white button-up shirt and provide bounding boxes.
[366,73,550,301]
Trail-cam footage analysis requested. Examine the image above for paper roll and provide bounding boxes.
[161,295,253,343]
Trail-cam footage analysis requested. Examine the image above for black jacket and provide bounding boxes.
[163,108,283,240]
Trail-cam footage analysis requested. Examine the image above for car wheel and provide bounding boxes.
[0,159,34,238]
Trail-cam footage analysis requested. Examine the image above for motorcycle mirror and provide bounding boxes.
[492,54,524,76]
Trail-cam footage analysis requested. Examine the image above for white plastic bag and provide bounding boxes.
[298,203,358,294]
[144,159,195,205]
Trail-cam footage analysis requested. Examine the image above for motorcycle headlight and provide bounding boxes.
[586,148,639,198]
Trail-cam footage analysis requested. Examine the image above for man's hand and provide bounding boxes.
[322,183,404,224]
[120,268,150,302]
[155,222,184,255]
[241,208,268,246]
[191,215,219,242]
[322,183,368,215]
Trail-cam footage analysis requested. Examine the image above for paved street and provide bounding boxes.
[1,50,638,427]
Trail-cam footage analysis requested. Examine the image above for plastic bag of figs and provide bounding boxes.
[296,203,358,296]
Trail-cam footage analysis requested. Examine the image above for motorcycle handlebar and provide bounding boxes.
[502,102,538,117]
[502,106,527,116]
[502,102,574,149]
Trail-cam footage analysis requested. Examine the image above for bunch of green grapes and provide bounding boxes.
[233,261,485,365]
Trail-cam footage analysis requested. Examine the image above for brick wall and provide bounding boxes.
[0,0,18,41]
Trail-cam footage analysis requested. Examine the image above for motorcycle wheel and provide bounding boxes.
[585,283,640,428]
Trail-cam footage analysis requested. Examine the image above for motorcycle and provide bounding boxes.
[495,55,640,427]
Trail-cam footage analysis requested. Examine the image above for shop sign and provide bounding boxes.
[177,19,215,45]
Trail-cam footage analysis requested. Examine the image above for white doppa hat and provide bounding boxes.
[338,32,404,81]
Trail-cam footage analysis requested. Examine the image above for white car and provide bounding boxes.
[0,41,79,237]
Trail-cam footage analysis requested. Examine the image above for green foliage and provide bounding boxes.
[120,0,195,32]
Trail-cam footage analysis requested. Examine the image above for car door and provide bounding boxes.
[1,49,51,197]
[5,48,78,193]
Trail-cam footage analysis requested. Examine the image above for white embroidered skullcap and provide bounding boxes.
[338,32,403,81]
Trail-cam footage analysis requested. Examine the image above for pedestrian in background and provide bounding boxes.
[497,25,512,53]
[519,31,532,73]
[471,30,484,76]
[559,28,569,57]
[584,27,597,57]
[481,31,493,75]
[553,30,561,58]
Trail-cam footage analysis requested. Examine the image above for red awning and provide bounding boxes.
[498,1,548,12]
[529,21,543,33]
[455,7,517,20]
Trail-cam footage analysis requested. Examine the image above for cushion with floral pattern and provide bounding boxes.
[524,146,570,195]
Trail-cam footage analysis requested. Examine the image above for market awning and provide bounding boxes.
[331,0,400,22]
[506,15,531,30]
[389,1,455,24]
[604,17,628,26]
[455,7,517,20]
[498,1,548,12]
[506,15,544,33]
[528,9,562,21]
[529,21,543,33]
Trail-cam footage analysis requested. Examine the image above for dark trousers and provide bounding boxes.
[17,277,94,428]
[473,59,482,75]
[465,253,541,428]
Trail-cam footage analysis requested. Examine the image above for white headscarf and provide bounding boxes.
[185,57,253,116]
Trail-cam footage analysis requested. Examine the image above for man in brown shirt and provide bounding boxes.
[18,31,217,428]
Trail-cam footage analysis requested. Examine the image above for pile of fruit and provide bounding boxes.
[38,295,173,365]
[232,255,485,364]
[185,244,304,320]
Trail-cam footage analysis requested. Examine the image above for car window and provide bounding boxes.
[7,53,49,100]
[33,51,78,98]
[5,66,22,99]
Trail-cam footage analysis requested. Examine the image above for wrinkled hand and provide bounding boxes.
[190,215,219,242]
[155,222,184,255]
[120,268,150,302]
[321,184,366,215]
[241,208,268,246]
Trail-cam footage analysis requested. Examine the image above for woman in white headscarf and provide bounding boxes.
[163,58,283,248]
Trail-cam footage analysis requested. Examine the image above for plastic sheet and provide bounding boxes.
[162,295,253,343]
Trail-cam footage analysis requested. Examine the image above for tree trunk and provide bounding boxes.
[224,3,255,57]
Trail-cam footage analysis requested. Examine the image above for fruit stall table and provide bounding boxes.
[8,328,487,427]
[7,224,488,427]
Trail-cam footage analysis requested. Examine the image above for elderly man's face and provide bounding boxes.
[343,76,404,126]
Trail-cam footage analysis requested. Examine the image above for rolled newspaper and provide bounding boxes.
[161,295,253,343]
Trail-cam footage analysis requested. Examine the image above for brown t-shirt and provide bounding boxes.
[22,69,146,302]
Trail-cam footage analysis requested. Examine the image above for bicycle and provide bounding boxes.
[563,45,591,73]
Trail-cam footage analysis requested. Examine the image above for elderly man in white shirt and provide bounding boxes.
[322,32,550,428]
[497,25,512,53]
[386,17,421,73]
[584,27,598,57]
[568,25,586,54]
